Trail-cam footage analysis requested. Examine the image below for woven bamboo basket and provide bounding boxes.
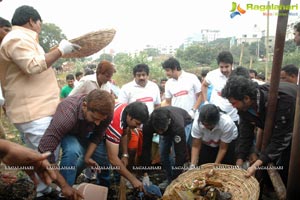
[162,163,260,200]
[53,28,116,58]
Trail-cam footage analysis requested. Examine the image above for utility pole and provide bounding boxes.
[265,1,270,81]
[257,38,260,60]
[239,35,246,66]
[239,42,244,66]
[254,24,260,60]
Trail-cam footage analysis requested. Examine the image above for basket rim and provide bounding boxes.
[51,28,116,58]
[163,163,260,200]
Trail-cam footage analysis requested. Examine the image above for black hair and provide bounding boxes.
[160,78,168,83]
[12,5,42,26]
[257,73,265,81]
[230,66,250,79]
[66,74,75,81]
[198,104,220,126]
[124,102,149,123]
[221,76,258,101]
[249,69,258,77]
[201,69,209,78]
[282,64,298,76]
[75,71,83,78]
[84,68,94,75]
[158,85,165,93]
[217,51,233,65]
[294,22,300,32]
[150,108,170,132]
[162,57,181,71]
[133,64,149,76]
[0,17,11,27]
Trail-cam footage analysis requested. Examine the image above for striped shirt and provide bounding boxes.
[105,103,127,144]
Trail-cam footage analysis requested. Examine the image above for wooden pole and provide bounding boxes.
[259,0,291,199]
[239,42,244,66]
[264,1,270,81]
[287,69,300,199]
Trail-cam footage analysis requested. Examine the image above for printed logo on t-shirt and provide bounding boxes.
[136,97,154,102]
[174,135,181,143]
[204,140,220,145]
[174,90,188,97]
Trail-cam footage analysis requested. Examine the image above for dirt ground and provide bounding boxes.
[0,112,166,199]
[0,113,278,200]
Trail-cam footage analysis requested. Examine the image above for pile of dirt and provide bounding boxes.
[0,172,36,200]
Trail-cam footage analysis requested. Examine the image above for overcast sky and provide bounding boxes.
[0,0,299,53]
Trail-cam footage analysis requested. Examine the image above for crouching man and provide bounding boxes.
[38,89,114,198]
[141,106,192,186]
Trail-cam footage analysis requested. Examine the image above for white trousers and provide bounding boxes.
[14,116,60,197]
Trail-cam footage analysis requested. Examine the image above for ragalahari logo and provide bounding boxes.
[230,2,246,18]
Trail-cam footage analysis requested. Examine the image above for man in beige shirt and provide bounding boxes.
[0,17,11,139]
[69,60,116,96]
[0,5,81,198]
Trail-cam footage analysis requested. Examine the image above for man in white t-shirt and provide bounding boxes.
[201,51,239,123]
[162,57,201,116]
[118,63,161,169]
[118,63,161,114]
[161,57,201,145]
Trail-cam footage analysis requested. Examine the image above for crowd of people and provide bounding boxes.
[0,4,299,200]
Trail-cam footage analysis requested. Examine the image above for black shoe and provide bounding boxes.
[34,189,59,200]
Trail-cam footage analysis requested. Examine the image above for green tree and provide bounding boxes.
[39,23,70,68]
[248,42,258,58]
[284,39,297,53]
[114,53,131,64]
[176,44,215,67]
[208,38,231,50]
[112,52,164,86]
[39,23,66,52]
[283,51,300,66]
[141,47,161,57]
[96,53,113,62]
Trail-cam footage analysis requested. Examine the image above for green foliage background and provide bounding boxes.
[38,23,300,86]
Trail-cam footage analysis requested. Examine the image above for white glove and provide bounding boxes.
[58,39,81,55]
[188,109,196,119]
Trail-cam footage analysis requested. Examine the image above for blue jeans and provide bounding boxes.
[185,123,192,147]
[60,135,111,187]
[159,124,191,183]
[159,134,175,183]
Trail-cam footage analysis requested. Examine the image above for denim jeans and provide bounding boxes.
[185,123,192,147]
[60,135,111,187]
[159,134,175,183]
[159,124,191,183]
